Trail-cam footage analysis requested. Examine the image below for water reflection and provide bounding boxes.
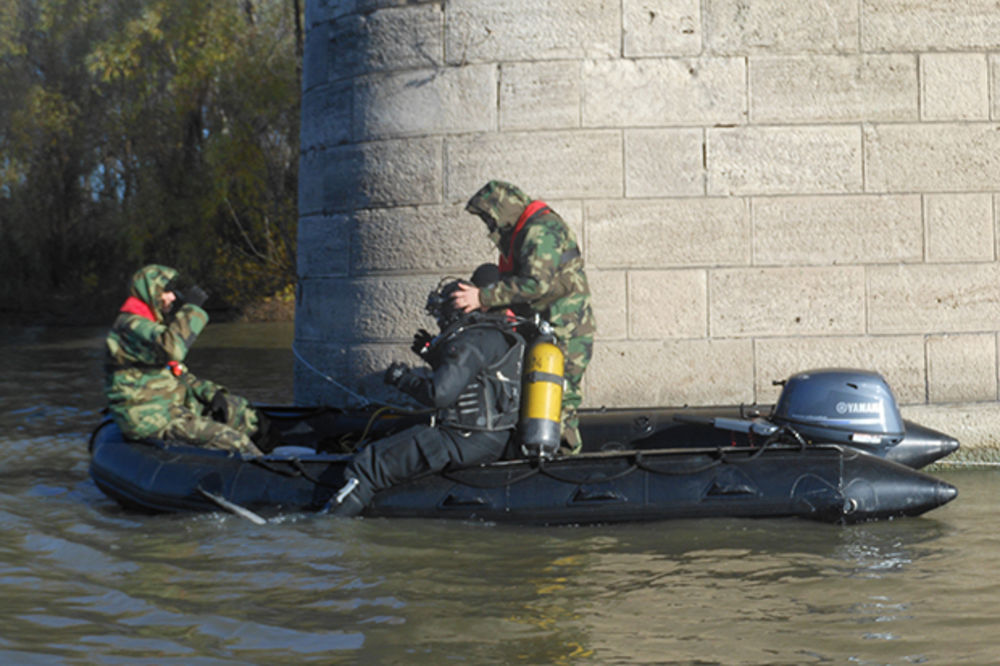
[475,520,946,664]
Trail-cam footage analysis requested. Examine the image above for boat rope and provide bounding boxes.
[235,417,832,496]
[776,425,808,450]
[239,442,854,502]
[248,458,304,478]
[637,439,807,474]
[291,343,435,413]
[291,343,372,406]
[535,458,640,485]
[633,452,723,476]
[440,450,720,489]
[357,405,423,447]
[440,465,541,489]
[288,459,343,489]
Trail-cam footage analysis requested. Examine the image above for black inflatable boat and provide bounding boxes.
[88,369,959,524]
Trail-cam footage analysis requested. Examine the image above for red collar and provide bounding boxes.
[499,200,550,273]
[119,296,157,322]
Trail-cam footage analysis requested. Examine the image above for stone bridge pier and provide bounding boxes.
[297,0,1000,463]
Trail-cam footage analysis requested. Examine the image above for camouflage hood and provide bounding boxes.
[128,264,178,323]
[466,180,532,246]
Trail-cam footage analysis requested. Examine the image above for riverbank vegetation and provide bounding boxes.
[0,0,301,322]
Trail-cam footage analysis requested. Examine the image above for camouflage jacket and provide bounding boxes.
[103,265,219,438]
[467,181,596,344]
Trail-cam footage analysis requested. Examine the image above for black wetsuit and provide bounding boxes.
[342,318,523,511]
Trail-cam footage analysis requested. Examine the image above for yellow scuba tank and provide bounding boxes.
[519,324,564,458]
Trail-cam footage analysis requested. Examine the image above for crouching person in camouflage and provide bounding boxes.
[454,180,596,455]
[103,264,267,457]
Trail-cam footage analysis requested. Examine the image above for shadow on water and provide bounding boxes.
[1,326,999,664]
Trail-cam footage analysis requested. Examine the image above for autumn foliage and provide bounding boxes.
[0,0,302,321]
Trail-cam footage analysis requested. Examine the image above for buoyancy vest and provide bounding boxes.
[499,201,551,273]
[430,317,526,432]
[119,296,157,322]
[497,202,583,314]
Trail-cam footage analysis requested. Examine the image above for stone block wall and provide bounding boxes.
[298,0,1000,458]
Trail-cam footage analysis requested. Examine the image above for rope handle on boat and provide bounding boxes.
[247,457,346,490]
[529,431,810,483]
[440,466,541,489]
[557,433,804,480]
[239,422,816,494]
[441,440,805,489]
[441,449,738,489]
[352,404,434,451]
[535,458,640,485]
[248,458,304,478]
[288,459,343,489]
[632,451,724,476]
[442,454,641,488]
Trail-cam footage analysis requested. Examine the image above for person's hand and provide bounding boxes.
[452,282,482,313]
[411,329,434,356]
[185,285,209,309]
[210,391,230,423]
[384,362,409,387]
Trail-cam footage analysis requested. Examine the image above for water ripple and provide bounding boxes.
[2,328,1000,664]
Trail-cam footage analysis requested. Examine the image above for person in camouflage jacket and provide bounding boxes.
[103,264,264,456]
[454,180,596,454]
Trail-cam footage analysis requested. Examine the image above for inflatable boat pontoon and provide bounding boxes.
[88,369,960,524]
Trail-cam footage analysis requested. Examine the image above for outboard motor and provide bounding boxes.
[771,369,905,446]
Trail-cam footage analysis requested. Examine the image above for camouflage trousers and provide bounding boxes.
[559,333,593,455]
[547,293,596,455]
[160,400,263,457]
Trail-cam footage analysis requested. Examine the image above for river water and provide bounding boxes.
[1,323,998,665]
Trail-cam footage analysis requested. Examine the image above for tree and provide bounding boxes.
[0,0,301,321]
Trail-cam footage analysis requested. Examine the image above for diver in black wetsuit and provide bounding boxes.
[329,267,525,517]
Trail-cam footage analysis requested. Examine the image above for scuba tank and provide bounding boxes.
[519,320,564,458]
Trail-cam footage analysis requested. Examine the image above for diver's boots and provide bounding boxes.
[327,477,366,517]
[332,493,365,517]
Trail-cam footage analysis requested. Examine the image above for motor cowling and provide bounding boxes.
[519,338,564,458]
[771,368,905,446]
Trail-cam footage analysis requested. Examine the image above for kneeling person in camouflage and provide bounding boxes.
[104,264,267,457]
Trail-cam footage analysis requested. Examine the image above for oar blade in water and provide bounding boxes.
[198,487,267,525]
